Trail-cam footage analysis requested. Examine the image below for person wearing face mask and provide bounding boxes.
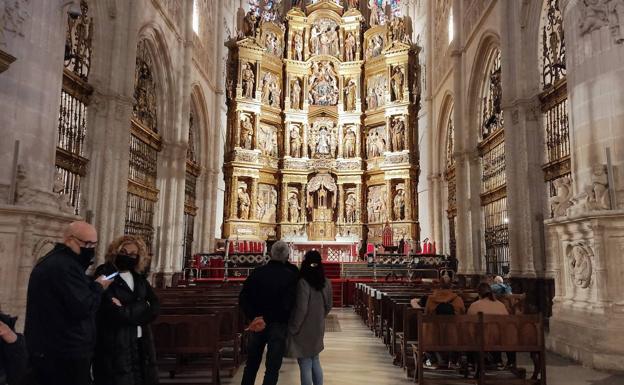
[92,235,160,385]
[25,221,113,385]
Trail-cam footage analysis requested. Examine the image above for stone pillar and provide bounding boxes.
[355,124,361,156]
[230,176,238,219]
[303,123,309,157]
[544,0,624,370]
[356,183,362,223]
[299,185,306,223]
[385,180,392,223]
[250,178,258,220]
[337,124,344,158]
[281,182,288,222]
[338,184,345,222]
[252,113,259,150]
[285,122,291,156]
[404,178,412,221]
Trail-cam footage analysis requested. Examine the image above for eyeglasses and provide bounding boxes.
[71,235,98,248]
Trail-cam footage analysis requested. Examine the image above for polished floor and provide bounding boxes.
[225,308,624,385]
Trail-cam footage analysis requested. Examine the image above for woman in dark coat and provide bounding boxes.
[286,250,333,385]
[93,235,160,385]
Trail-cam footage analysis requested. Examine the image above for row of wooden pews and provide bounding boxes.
[354,282,544,384]
[152,284,244,385]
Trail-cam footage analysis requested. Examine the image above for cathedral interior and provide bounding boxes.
[2,0,624,378]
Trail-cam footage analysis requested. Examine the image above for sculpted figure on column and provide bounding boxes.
[293,31,304,60]
[311,25,321,55]
[345,192,357,223]
[288,192,301,222]
[290,126,302,157]
[390,117,405,151]
[345,32,356,61]
[344,79,357,111]
[393,188,405,220]
[343,128,356,158]
[291,78,301,109]
[241,62,255,98]
[549,177,573,217]
[242,10,259,38]
[240,116,254,149]
[391,66,404,101]
[237,185,251,219]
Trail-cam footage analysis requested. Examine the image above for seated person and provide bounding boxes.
[468,283,516,372]
[410,295,427,309]
[424,275,465,315]
[0,310,28,385]
[490,276,512,296]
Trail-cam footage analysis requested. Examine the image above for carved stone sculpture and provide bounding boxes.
[368,1,379,26]
[344,78,357,111]
[241,62,255,98]
[237,185,251,219]
[345,32,356,61]
[290,125,302,157]
[391,66,404,101]
[367,35,384,58]
[291,78,301,109]
[390,117,405,152]
[345,192,357,223]
[367,185,388,223]
[308,61,339,106]
[343,128,356,158]
[259,125,277,157]
[293,31,304,60]
[393,187,405,220]
[264,31,282,56]
[242,10,259,38]
[587,164,610,209]
[261,72,280,107]
[567,242,593,289]
[550,176,573,217]
[288,191,300,222]
[240,115,253,149]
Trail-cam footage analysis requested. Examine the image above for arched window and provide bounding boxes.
[448,6,454,45]
[55,0,93,215]
[478,48,509,275]
[183,105,201,267]
[444,106,456,258]
[539,0,569,216]
[125,40,162,252]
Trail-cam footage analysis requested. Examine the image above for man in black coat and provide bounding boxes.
[0,311,27,385]
[25,221,113,385]
[239,240,298,385]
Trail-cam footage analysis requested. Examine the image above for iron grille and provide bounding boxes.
[483,196,509,275]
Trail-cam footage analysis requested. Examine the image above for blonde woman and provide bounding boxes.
[92,235,160,385]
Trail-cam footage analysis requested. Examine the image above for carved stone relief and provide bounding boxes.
[567,241,593,289]
[366,73,386,110]
[257,184,278,222]
[389,116,406,152]
[366,126,386,158]
[308,61,339,106]
[241,62,255,99]
[264,31,282,56]
[261,72,281,107]
[258,124,278,157]
[1,0,31,47]
[309,118,337,158]
[570,164,611,212]
[310,18,340,57]
[367,185,388,223]
[366,34,384,59]
[579,0,624,44]
[550,176,573,217]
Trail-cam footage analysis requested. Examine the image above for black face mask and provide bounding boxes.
[77,247,96,270]
[116,254,138,272]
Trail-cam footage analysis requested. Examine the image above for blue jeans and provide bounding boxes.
[297,355,323,385]
[241,322,288,385]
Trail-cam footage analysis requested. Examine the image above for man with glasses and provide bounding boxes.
[25,221,113,385]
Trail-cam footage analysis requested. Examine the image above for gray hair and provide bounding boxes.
[270,241,290,262]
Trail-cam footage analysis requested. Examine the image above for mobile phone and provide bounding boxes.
[105,271,119,280]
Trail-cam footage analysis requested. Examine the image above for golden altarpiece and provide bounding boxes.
[223,0,420,246]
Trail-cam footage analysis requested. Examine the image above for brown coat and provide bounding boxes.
[424,289,466,315]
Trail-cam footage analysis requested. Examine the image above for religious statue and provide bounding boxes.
[308,61,339,106]
[344,32,356,61]
[368,1,380,26]
[237,185,251,219]
[241,62,255,99]
[290,126,302,157]
[265,32,281,56]
[288,192,300,222]
[310,25,321,55]
[259,125,277,157]
[345,192,357,223]
[388,15,406,42]
[375,130,386,156]
[291,78,301,109]
[549,176,573,217]
[242,10,259,38]
[391,66,404,101]
[393,188,405,220]
[586,164,610,210]
[569,243,593,289]
[261,72,280,107]
[240,115,253,149]
[343,128,356,158]
[256,194,266,220]
[347,0,359,9]
[344,79,357,111]
[293,31,304,60]
[390,117,405,152]
[316,127,331,155]
[270,80,281,107]
[368,34,384,58]
[266,187,278,222]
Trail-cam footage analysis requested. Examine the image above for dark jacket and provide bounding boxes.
[25,243,104,358]
[239,260,298,324]
[0,313,27,385]
[92,263,160,385]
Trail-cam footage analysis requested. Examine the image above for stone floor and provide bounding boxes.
[225,308,624,385]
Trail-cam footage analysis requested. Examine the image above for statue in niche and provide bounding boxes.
[550,176,573,217]
[288,191,300,222]
[256,193,266,220]
[388,15,406,43]
[393,187,405,220]
[259,125,277,157]
[344,79,357,111]
[308,61,339,106]
[367,35,384,58]
[391,66,404,101]
[345,191,357,223]
[237,185,251,219]
[568,243,593,289]
[368,1,380,26]
[261,73,280,107]
[293,31,304,60]
[390,117,405,151]
[266,187,278,222]
[367,186,387,223]
[316,126,331,155]
[270,80,281,107]
[345,32,356,61]
[240,115,253,149]
[264,32,281,56]
[366,86,377,109]
[310,25,321,56]
[290,126,302,157]
[375,130,386,156]
[291,78,301,109]
[343,128,356,158]
[241,62,255,99]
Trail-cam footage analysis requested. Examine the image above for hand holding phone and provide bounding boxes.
[105,271,119,280]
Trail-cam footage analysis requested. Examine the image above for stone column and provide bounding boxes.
[355,124,361,157]
[356,183,362,223]
[385,180,392,223]
[253,113,259,150]
[230,176,238,219]
[385,116,391,152]
[337,124,344,158]
[338,184,345,222]
[250,178,258,220]
[303,123,309,157]
[285,122,291,156]
[281,182,288,222]
[404,177,413,222]
[254,60,261,101]
[300,184,306,223]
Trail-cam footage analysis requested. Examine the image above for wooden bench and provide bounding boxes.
[413,313,546,385]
